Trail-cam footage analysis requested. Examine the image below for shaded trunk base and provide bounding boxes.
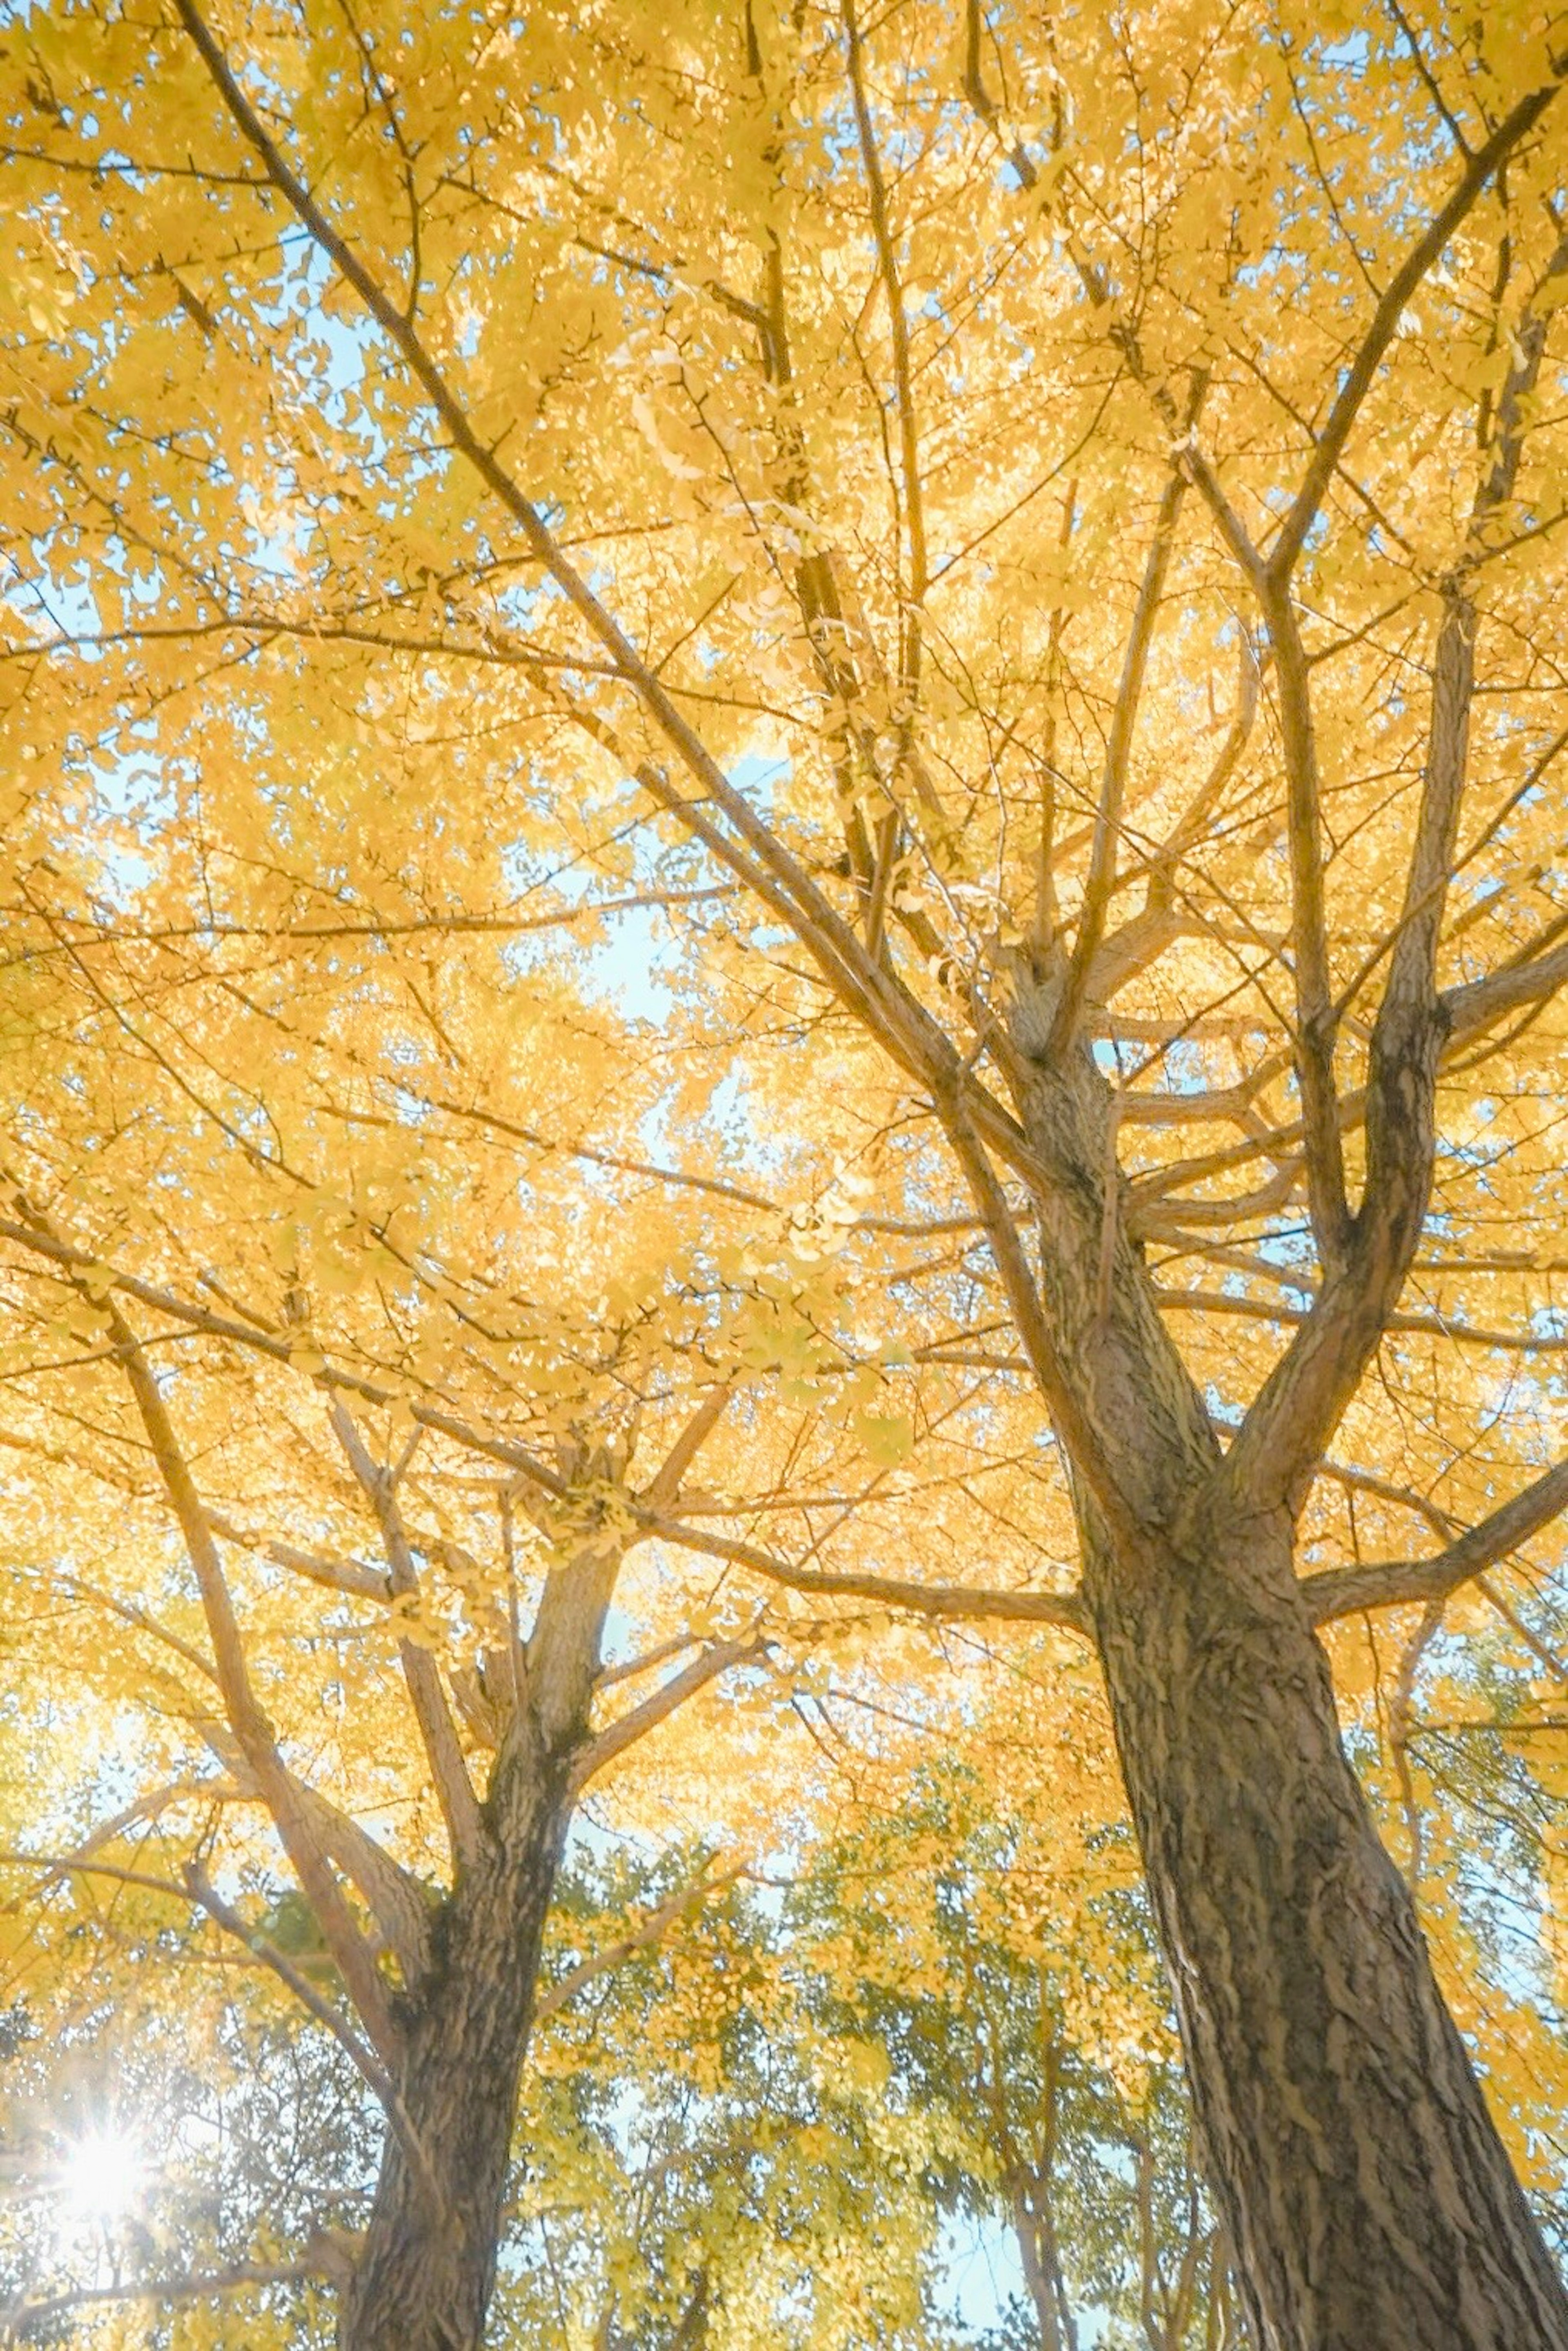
[1089,1514,1568,2351]
[339,1777,568,2351]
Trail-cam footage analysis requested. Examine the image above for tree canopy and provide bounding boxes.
[1,1,1567,2344]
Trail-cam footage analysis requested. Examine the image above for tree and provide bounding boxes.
[4,1,1568,2344]
[795,1764,1233,2351]
[503,1844,951,2351]
[498,1664,1250,2351]
[486,1685,1221,2351]
[0,788,1078,2343]
[0,961,885,2351]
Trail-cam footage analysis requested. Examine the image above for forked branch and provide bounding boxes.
[96,1293,401,2065]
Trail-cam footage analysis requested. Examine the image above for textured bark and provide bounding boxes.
[337,1728,571,2351]
[1087,1505,1568,2351]
[1006,1049,1568,2351]
[339,1550,619,2351]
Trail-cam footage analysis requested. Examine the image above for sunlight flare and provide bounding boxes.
[57,2129,144,2225]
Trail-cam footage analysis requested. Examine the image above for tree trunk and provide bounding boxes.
[1087,1505,1568,2351]
[670,2270,711,2347]
[1008,2173,1074,2351]
[1008,1050,1568,2349]
[335,1542,618,2349]
[338,1737,572,2351]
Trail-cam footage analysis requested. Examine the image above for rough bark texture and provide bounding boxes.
[339,1550,618,2351]
[337,1728,571,2351]
[1087,1506,1568,2351]
[1009,1048,1568,2351]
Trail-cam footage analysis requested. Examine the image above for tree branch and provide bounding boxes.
[172,0,1109,1392]
[1225,212,1568,1513]
[648,1510,1089,1634]
[843,0,927,679]
[1257,573,1352,1268]
[533,1861,742,2022]
[1050,438,1194,1054]
[935,1082,1149,1552]
[1155,1286,1568,1354]
[570,1637,770,1791]
[183,1862,443,2220]
[639,1383,735,1515]
[328,1402,484,1873]
[87,1284,401,2066]
[0,2258,336,2345]
[1267,79,1564,578]
[0,1216,1094,1634]
[1303,1456,1568,1622]
[208,1512,390,1600]
[1443,932,1568,1034]
[0,1214,571,1498]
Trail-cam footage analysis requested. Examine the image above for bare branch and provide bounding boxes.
[1155,1287,1568,1355]
[1303,1456,1568,1622]
[595,1631,702,1689]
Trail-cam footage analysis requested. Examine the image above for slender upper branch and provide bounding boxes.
[329,1401,485,1872]
[1258,575,1352,1270]
[843,0,928,690]
[1049,442,1193,1055]
[1267,79,1564,579]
